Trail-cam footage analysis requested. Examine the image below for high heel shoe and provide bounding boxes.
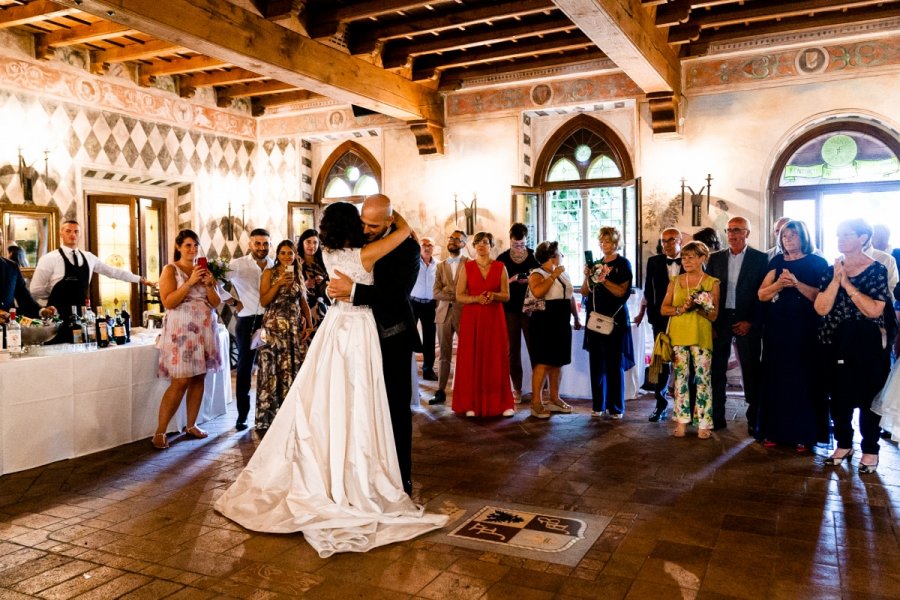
[183,425,208,439]
[858,454,878,474]
[546,399,572,413]
[151,433,169,449]
[824,448,853,465]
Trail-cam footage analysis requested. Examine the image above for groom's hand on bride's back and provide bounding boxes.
[326,269,353,303]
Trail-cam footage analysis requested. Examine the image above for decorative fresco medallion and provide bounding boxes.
[795,47,829,75]
[531,84,552,106]
[74,76,100,103]
[448,505,586,553]
[327,110,344,129]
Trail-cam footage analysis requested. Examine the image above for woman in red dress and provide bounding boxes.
[452,231,516,417]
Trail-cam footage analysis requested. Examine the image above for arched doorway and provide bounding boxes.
[770,119,900,256]
[314,141,382,203]
[515,114,638,281]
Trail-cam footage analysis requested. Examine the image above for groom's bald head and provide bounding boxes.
[361,194,394,242]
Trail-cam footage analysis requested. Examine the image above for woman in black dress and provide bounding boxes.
[297,229,330,335]
[581,227,633,419]
[814,219,890,473]
[758,220,827,451]
[526,241,581,418]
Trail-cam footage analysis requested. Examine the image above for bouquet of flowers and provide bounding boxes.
[589,263,611,289]
[691,290,715,312]
[207,257,232,283]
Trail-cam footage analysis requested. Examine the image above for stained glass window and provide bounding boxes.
[780,130,900,186]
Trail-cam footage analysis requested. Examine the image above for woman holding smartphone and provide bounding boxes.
[255,239,313,431]
[153,229,222,449]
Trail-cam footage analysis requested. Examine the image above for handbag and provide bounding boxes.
[522,269,548,315]
[249,314,266,349]
[586,291,623,335]
[648,321,673,385]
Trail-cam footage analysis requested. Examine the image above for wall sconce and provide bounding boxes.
[226,202,246,241]
[681,174,712,227]
[18,147,49,203]
[454,193,477,236]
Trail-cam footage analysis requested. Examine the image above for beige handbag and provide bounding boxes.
[586,292,623,335]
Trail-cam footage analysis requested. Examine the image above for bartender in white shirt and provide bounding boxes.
[30,220,153,342]
[219,228,273,431]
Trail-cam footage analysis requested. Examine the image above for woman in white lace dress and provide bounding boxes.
[215,202,447,557]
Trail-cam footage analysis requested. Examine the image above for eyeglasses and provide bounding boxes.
[447,236,463,242]
[661,237,679,244]
[724,228,748,234]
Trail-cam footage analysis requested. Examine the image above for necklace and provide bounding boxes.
[684,272,703,291]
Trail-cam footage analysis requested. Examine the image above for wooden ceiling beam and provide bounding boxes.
[217,80,297,103]
[180,68,268,88]
[552,0,681,94]
[91,39,183,73]
[412,33,597,80]
[139,55,229,85]
[36,20,134,48]
[665,0,898,30]
[0,1,78,29]
[309,0,459,39]
[672,4,900,46]
[54,0,442,124]
[252,0,308,35]
[381,15,578,68]
[350,0,558,54]
[438,47,611,90]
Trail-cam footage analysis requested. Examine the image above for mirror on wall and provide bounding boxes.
[288,202,318,243]
[1,204,59,278]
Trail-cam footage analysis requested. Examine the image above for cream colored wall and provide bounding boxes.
[530,108,636,170]
[637,73,900,249]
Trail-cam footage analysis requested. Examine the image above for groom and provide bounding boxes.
[327,194,421,495]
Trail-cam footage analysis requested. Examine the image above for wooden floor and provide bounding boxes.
[0,387,898,599]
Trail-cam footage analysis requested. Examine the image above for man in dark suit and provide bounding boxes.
[706,216,769,435]
[327,194,421,496]
[636,227,683,421]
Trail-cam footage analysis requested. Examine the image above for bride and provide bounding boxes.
[215,201,447,557]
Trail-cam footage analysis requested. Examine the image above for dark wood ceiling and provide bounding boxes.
[1,0,897,117]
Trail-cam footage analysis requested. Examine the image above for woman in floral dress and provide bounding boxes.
[255,240,313,431]
[660,241,720,439]
[154,229,222,449]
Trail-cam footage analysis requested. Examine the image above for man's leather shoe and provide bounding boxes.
[422,368,438,381]
[428,390,446,405]
[648,408,667,422]
[235,419,248,431]
[712,422,727,431]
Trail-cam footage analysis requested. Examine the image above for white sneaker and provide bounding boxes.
[513,390,524,404]
[502,408,515,417]
[465,410,476,417]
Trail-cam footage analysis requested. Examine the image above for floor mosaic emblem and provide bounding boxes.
[427,494,610,566]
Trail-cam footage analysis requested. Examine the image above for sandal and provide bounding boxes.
[151,433,169,450]
[673,422,687,438]
[546,400,573,414]
[530,407,551,419]
[183,425,208,439]
[698,428,711,439]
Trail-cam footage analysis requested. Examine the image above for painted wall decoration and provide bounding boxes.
[448,73,642,118]
[685,35,900,94]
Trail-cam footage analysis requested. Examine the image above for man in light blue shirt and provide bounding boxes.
[411,237,437,380]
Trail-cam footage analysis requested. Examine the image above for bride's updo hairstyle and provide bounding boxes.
[319,201,367,251]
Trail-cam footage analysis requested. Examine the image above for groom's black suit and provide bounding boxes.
[353,228,422,495]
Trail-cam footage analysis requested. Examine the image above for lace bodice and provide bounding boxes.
[322,248,373,285]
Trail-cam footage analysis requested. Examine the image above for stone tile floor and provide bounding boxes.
[0,392,898,599]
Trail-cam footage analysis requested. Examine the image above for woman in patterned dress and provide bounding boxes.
[255,240,313,431]
[153,229,222,449]
[660,241,720,439]
[815,219,890,474]
[298,228,330,335]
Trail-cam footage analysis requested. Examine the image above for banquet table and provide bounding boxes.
[520,292,650,402]
[0,325,231,475]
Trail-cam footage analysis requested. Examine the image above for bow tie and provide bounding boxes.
[666,257,681,266]
[446,257,459,264]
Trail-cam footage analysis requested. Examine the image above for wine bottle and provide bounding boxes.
[69,306,84,344]
[120,306,131,342]
[95,306,110,348]
[82,300,95,345]
[6,308,21,353]
[106,309,115,344]
[113,309,127,345]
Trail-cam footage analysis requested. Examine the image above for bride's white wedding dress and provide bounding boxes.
[214,248,447,557]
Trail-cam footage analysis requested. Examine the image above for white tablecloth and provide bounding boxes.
[0,325,231,475]
[520,293,650,401]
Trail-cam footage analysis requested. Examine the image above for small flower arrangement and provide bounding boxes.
[691,290,715,312]
[207,257,231,283]
[589,263,611,288]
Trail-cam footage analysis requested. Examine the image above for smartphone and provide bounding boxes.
[195,256,208,270]
[285,265,294,274]
[584,250,594,265]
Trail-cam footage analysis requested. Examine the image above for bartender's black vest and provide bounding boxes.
[46,249,89,344]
